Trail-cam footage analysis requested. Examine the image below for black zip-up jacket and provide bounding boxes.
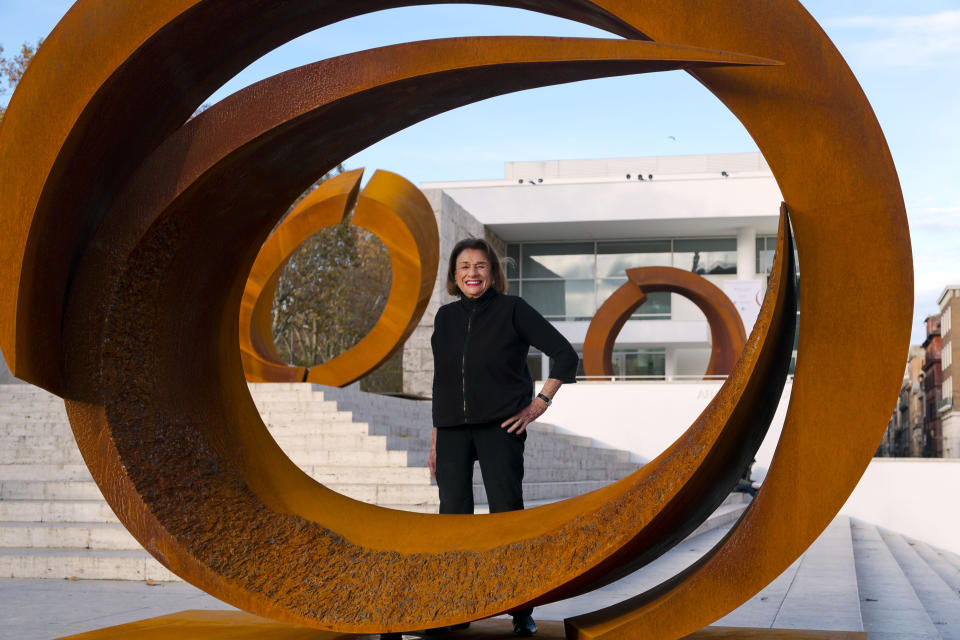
[431,290,578,427]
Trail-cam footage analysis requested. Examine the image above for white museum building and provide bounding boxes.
[402,151,788,397]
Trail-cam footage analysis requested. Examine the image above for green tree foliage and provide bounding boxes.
[271,170,399,393]
[0,39,42,122]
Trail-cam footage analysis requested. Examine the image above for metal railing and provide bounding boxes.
[572,373,796,383]
[939,396,954,414]
[576,374,723,382]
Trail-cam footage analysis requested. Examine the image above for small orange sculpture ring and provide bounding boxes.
[238,168,438,385]
[582,266,747,380]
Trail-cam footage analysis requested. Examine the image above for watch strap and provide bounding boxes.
[536,392,552,406]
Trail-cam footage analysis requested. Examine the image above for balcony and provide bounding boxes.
[940,396,954,414]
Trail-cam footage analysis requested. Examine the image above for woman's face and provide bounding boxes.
[455,248,492,299]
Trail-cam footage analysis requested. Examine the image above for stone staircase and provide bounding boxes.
[0,382,659,581]
[311,383,642,506]
[535,515,960,638]
[721,516,960,638]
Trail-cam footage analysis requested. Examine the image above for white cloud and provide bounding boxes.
[908,205,960,230]
[827,10,960,69]
[906,203,960,341]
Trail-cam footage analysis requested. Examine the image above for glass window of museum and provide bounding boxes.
[506,236,778,380]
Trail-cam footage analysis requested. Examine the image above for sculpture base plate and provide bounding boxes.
[55,610,866,639]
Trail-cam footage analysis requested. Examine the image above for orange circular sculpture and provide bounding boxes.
[0,2,911,638]
[238,168,438,385]
[583,265,747,380]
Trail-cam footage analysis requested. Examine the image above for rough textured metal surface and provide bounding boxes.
[0,2,910,638]
[238,168,439,385]
[582,266,747,380]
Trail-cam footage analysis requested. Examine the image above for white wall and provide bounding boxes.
[401,190,504,397]
[431,175,782,236]
[551,319,710,347]
[841,458,960,555]
[546,381,960,554]
[943,412,960,458]
[546,381,790,471]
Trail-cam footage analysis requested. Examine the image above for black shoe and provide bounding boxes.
[512,614,537,636]
[379,634,403,640]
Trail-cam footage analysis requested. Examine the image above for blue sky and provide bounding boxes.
[1,1,957,344]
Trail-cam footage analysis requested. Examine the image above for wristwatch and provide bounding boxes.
[536,392,552,406]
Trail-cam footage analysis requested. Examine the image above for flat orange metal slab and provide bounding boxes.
[55,611,865,640]
[55,610,352,640]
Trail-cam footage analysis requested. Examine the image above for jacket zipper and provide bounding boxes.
[462,306,475,421]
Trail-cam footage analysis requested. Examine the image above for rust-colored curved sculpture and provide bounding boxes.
[238,168,438,385]
[583,266,747,380]
[0,2,911,638]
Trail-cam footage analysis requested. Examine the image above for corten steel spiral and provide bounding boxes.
[583,265,748,380]
[238,168,439,386]
[0,2,911,638]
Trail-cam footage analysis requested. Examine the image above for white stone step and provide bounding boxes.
[0,410,69,422]
[0,547,176,581]
[0,446,84,464]
[251,390,322,402]
[851,519,941,639]
[0,434,80,449]
[908,537,960,597]
[303,466,432,485]
[259,410,356,423]
[254,399,340,413]
[247,382,317,396]
[378,431,612,452]
[478,480,612,502]
[881,527,960,639]
[716,552,803,628]
[937,547,960,578]
[0,400,63,408]
[0,464,93,482]
[0,396,65,407]
[470,465,638,483]
[0,422,74,436]
[0,481,103,500]
[271,433,388,452]
[773,516,862,631]
[0,475,611,503]
[322,480,614,506]
[0,500,119,524]
[332,483,435,506]
[0,522,140,550]
[265,422,371,436]
[287,449,408,467]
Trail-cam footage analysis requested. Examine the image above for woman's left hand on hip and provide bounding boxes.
[501,398,547,434]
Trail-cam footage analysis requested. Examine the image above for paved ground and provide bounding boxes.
[0,578,233,639]
[0,525,741,640]
[0,520,877,640]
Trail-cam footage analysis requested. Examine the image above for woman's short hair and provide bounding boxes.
[446,237,508,296]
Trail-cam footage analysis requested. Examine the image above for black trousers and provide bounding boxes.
[435,421,532,618]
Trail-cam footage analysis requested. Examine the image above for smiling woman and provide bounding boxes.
[431,236,579,636]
